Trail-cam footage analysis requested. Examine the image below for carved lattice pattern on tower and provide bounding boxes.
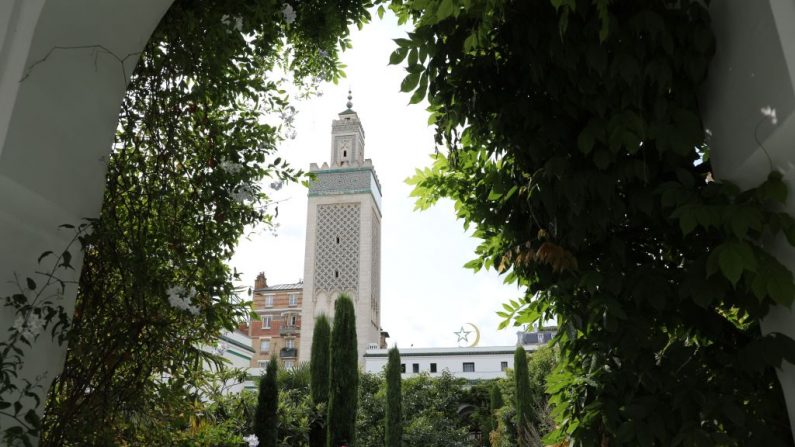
[314,203,360,295]
[371,212,380,322]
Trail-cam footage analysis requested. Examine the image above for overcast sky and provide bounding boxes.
[230,10,526,348]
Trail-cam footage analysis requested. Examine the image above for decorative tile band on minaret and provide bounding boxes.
[299,94,383,364]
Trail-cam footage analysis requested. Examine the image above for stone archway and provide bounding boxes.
[0,0,174,439]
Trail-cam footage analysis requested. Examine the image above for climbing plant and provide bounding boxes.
[393,0,795,445]
[30,0,373,445]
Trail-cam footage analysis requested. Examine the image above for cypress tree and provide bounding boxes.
[327,294,358,447]
[514,347,532,447]
[310,314,331,447]
[385,347,402,447]
[486,383,503,440]
[490,383,504,412]
[254,357,279,447]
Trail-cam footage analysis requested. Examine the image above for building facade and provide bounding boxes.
[298,97,383,364]
[245,273,303,369]
[364,345,542,381]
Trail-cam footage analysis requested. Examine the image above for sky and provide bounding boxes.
[230,10,527,349]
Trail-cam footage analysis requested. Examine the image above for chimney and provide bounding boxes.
[255,272,267,290]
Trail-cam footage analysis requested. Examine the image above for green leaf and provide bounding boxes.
[577,126,595,154]
[409,73,428,104]
[37,251,53,264]
[400,72,421,92]
[593,149,610,170]
[377,5,386,19]
[388,47,409,65]
[766,266,795,305]
[718,241,755,286]
[437,0,455,21]
[26,277,36,291]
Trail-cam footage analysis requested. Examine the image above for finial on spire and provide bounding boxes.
[346,89,353,110]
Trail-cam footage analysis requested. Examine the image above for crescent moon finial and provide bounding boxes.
[466,322,480,347]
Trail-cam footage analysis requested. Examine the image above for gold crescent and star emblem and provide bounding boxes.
[454,322,481,347]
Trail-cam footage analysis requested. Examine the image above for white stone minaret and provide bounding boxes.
[298,92,382,364]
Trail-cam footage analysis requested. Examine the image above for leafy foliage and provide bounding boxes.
[310,314,331,447]
[392,0,795,444]
[357,371,472,447]
[514,348,532,446]
[256,358,279,447]
[385,347,402,447]
[33,0,374,444]
[327,294,359,446]
[0,239,79,446]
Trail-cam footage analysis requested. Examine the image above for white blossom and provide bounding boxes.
[221,15,244,32]
[13,315,25,332]
[279,106,297,125]
[14,314,43,340]
[244,434,259,447]
[232,185,257,204]
[219,159,243,174]
[282,3,296,24]
[167,285,200,315]
[761,106,778,125]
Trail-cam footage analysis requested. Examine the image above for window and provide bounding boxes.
[284,360,294,369]
[265,295,274,307]
[400,363,406,373]
[412,363,419,373]
[463,362,475,372]
[260,339,270,353]
[501,361,508,371]
[286,338,295,349]
[430,363,437,373]
[257,360,268,368]
[288,314,297,326]
[262,315,271,329]
[288,294,298,306]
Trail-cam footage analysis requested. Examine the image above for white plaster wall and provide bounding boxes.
[0,0,174,440]
[365,347,537,381]
[702,0,795,439]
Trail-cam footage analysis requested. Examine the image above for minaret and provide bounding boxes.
[298,92,383,364]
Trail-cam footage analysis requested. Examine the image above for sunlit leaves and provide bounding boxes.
[394,0,795,443]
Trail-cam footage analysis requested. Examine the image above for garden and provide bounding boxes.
[2,0,795,446]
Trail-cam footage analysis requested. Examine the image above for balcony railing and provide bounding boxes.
[279,325,299,336]
[280,347,298,358]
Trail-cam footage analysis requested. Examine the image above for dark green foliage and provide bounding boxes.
[327,295,358,447]
[488,383,503,439]
[357,371,471,446]
[490,384,504,413]
[310,314,331,447]
[36,0,373,444]
[396,0,795,444]
[29,0,377,444]
[385,347,402,447]
[255,358,279,447]
[356,372,386,447]
[514,348,532,446]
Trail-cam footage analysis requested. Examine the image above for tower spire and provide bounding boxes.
[346,89,353,111]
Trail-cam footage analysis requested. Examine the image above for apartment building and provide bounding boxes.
[245,272,303,369]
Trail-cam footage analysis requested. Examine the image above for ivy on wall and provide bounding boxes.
[393,0,795,445]
[2,0,373,445]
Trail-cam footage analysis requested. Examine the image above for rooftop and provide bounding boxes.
[364,345,540,358]
[255,282,303,292]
